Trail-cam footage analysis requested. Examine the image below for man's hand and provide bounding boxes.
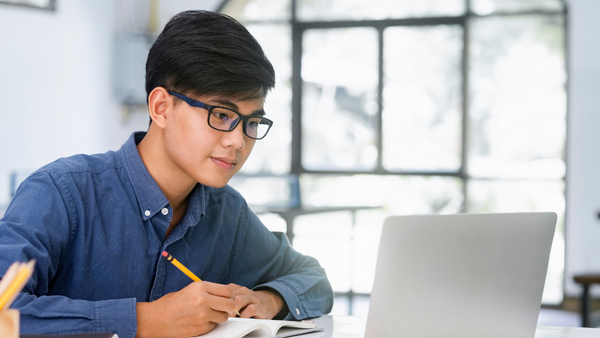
[228,284,285,319]
[136,281,236,338]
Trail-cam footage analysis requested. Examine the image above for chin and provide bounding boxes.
[197,175,233,189]
[206,182,228,189]
[194,166,242,189]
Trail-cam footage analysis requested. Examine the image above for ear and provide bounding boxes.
[148,87,170,129]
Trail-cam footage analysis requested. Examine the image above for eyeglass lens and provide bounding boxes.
[208,107,270,139]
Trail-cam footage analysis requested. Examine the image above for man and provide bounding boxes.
[0,10,333,338]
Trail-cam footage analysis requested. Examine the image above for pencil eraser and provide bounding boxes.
[162,251,168,257]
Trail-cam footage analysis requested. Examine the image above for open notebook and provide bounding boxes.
[193,317,322,338]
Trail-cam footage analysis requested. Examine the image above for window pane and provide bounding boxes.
[383,25,463,171]
[255,213,287,233]
[472,0,564,15]
[467,179,565,304]
[239,24,292,175]
[468,15,566,179]
[302,28,378,171]
[228,176,296,207]
[221,0,291,22]
[293,211,354,292]
[331,296,350,315]
[353,210,387,294]
[300,174,463,214]
[298,0,465,21]
[352,295,371,318]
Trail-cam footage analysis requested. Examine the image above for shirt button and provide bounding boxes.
[144,210,150,217]
[161,208,169,215]
[296,308,300,315]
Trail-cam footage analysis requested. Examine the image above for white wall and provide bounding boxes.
[565,0,600,297]
[0,1,117,207]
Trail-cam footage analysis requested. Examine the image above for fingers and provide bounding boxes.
[238,303,259,319]
[206,306,230,324]
[175,282,237,320]
[206,292,237,317]
[231,286,253,309]
[256,290,285,319]
[231,287,276,319]
[202,281,235,299]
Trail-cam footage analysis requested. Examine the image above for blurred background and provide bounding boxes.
[0,0,598,326]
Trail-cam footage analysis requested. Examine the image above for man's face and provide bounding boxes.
[162,93,264,188]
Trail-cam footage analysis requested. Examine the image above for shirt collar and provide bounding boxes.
[118,132,207,223]
[182,184,206,226]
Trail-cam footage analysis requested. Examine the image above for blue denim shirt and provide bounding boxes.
[0,132,333,337]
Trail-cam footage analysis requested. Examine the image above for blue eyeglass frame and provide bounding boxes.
[167,91,273,140]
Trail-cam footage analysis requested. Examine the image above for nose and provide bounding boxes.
[221,122,246,150]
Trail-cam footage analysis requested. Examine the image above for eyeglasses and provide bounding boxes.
[168,91,273,140]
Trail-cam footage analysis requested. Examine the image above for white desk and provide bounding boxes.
[308,315,600,338]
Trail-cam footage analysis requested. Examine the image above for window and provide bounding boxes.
[222,0,567,315]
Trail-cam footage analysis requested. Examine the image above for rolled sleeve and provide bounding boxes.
[256,276,334,320]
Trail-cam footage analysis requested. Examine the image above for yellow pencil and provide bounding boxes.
[162,251,201,282]
[0,260,35,311]
[162,251,240,316]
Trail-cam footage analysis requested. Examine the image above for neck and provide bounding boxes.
[137,126,196,212]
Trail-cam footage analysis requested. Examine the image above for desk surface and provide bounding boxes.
[310,315,600,338]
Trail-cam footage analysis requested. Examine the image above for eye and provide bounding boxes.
[247,120,259,129]
[212,111,230,121]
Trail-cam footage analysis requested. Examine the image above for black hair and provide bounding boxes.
[145,10,275,105]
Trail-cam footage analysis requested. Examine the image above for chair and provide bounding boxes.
[573,274,600,327]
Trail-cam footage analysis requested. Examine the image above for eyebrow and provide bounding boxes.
[211,99,266,117]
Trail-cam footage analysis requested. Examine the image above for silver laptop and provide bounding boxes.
[366,212,556,338]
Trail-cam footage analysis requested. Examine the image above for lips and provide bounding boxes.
[211,156,238,170]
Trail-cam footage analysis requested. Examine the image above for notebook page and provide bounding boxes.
[193,318,319,338]
[192,318,271,338]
